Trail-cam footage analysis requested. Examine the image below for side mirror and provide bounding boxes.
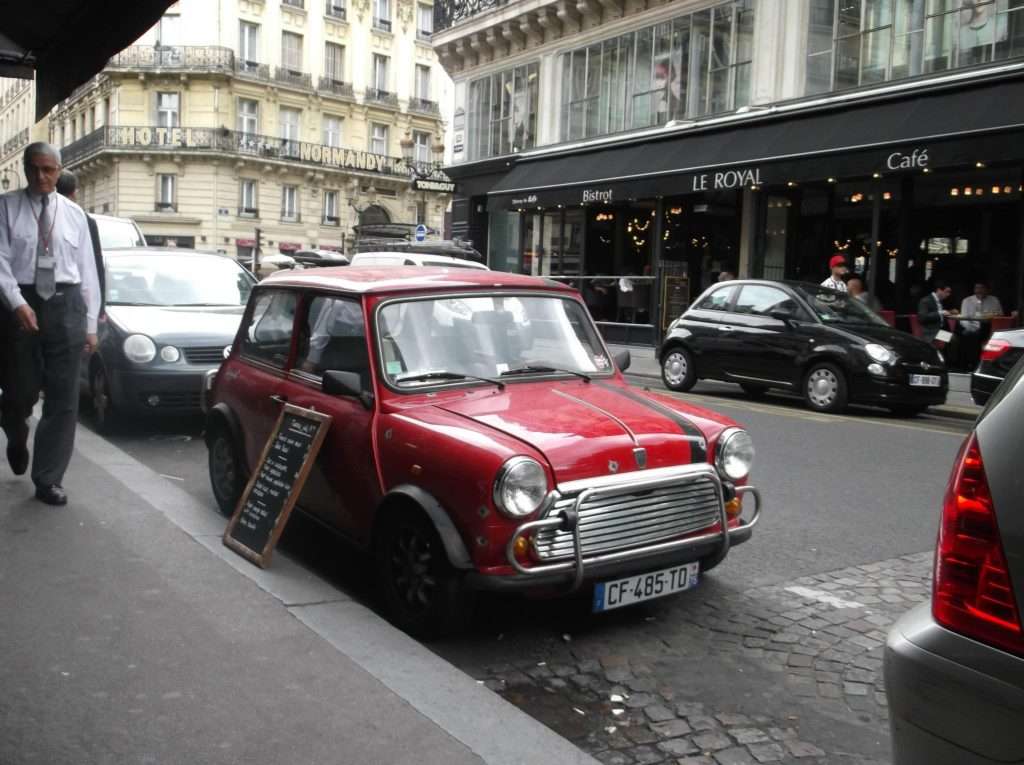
[322,370,374,410]
[768,310,794,324]
[614,349,631,372]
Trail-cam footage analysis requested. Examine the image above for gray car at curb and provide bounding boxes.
[885,355,1024,764]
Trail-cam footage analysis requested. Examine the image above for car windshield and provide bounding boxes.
[795,285,889,326]
[96,218,145,249]
[378,294,612,388]
[106,255,256,307]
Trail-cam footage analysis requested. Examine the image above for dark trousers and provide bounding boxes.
[0,284,86,487]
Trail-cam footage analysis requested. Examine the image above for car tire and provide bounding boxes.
[739,383,769,399]
[208,424,244,517]
[90,362,119,434]
[803,362,848,414]
[661,346,697,392]
[374,508,472,640]
[890,404,927,418]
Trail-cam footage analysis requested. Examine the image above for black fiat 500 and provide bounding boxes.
[658,280,947,415]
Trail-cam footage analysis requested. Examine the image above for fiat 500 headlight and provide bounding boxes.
[123,334,157,364]
[865,343,895,365]
[715,428,755,482]
[493,456,548,518]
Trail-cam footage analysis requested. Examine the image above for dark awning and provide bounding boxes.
[488,75,1024,210]
[0,0,176,120]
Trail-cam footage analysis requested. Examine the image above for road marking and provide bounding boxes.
[784,586,865,610]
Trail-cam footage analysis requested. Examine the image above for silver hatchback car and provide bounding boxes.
[885,357,1024,764]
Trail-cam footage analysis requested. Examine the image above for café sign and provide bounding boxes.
[886,147,929,170]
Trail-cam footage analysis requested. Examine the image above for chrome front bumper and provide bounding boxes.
[505,464,762,591]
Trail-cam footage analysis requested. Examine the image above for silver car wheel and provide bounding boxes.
[664,351,688,387]
[807,368,839,408]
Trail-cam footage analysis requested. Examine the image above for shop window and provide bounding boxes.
[560,0,752,141]
[466,62,539,161]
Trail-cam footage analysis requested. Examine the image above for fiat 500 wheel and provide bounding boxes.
[374,510,471,639]
[803,362,848,413]
[661,346,697,392]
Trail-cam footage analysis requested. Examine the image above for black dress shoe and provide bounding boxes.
[35,485,68,506]
[7,442,29,475]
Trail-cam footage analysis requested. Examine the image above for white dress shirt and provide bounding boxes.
[821,276,848,292]
[959,294,1004,333]
[0,189,100,333]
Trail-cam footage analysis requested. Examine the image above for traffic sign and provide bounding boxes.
[415,224,428,242]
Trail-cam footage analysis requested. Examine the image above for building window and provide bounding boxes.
[156,92,180,128]
[157,174,176,211]
[559,0,753,142]
[372,54,389,92]
[805,0,1024,95]
[240,179,258,216]
[239,21,260,69]
[280,107,301,157]
[326,0,346,18]
[322,190,340,224]
[417,4,432,38]
[325,42,345,81]
[238,98,259,135]
[282,185,299,221]
[370,123,388,155]
[413,130,431,163]
[416,200,427,225]
[467,62,539,161]
[373,0,391,31]
[322,115,343,147]
[282,31,304,73]
[415,64,430,100]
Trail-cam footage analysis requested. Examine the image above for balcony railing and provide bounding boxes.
[235,59,270,81]
[408,97,441,116]
[433,0,509,33]
[416,29,433,41]
[239,207,259,218]
[372,17,392,32]
[365,88,398,108]
[60,126,443,183]
[318,76,354,99]
[108,45,235,73]
[325,1,346,18]
[3,127,30,157]
[274,67,313,88]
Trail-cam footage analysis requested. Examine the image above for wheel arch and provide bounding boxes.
[658,336,693,363]
[373,485,475,571]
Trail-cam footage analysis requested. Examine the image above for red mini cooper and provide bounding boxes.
[205,268,761,636]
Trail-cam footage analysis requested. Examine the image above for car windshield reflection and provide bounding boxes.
[378,295,611,388]
[796,285,889,326]
[106,255,256,307]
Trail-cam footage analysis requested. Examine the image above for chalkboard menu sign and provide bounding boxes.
[661,275,690,331]
[223,404,332,568]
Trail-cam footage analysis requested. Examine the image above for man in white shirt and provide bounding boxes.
[821,254,848,292]
[0,142,99,506]
[959,282,1003,334]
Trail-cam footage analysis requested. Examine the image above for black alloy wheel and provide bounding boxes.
[90,363,118,434]
[208,426,243,516]
[661,346,697,392]
[739,383,769,399]
[803,361,849,414]
[374,510,470,639]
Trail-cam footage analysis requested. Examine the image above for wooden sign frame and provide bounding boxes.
[223,403,332,568]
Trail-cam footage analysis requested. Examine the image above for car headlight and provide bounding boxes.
[123,334,157,364]
[865,343,895,365]
[493,457,548,518]
[160,345,181,363]
[715,428,755,482]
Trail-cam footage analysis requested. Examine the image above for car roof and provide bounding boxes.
[91,213,139,224]
[104,247,237,259]
[261,266,577,296]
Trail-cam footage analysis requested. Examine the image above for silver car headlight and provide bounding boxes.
[123,334,157,364]
[493,457,548,518]
[865,343,895,365]
[715,428,755,482]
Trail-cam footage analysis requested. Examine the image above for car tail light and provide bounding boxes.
[981,338,1012,362]
[933,434,1024,657]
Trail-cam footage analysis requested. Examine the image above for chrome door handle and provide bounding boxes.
[269,393,288,405]
[718,325,734,331]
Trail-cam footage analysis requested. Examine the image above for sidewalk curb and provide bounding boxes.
[69,423,599,765]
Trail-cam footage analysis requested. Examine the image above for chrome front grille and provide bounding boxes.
[184,346,224,364]
[533,476,723,561]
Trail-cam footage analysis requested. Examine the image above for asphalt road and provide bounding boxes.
[80,381,974,765]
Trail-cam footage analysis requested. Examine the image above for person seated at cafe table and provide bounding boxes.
[959,282,1004,335]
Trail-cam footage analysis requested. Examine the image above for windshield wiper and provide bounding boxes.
[500,364,591,382]
[395,371,505,390]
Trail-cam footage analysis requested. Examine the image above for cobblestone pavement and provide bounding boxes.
[436,551,934,765]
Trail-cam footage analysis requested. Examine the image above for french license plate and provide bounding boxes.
[593,562,700,613]
[909,374,941,387]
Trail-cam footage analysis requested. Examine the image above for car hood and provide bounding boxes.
[105,305,246,345]
[825,322,939,362]
[431,380,731,484]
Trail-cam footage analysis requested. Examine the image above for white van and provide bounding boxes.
[93,214,147,249]
[348,252,489,270]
